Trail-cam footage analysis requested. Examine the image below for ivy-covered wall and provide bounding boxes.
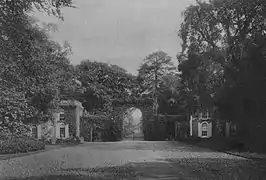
[143,114,168,141]
[80,114,123,142]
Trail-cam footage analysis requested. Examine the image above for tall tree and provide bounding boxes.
[178,0,266,111]
[178,0,266,149]
[0,0,75,137]
[76,60,136,114]
[158,73,184,115]
[138,51,176,117]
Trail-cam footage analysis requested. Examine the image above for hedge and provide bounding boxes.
[0,137,45,154]
[40,136,81,145]
[55,137,81,144]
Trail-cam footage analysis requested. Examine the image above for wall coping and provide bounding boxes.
[60,100,84,109]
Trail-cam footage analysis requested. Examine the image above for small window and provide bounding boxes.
[60,127,65,138]
[202,130,208,137]
[201,123,208,137]
[202,111,210,118]
[59,113,65,122]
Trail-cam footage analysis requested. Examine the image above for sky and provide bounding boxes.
[34,0,196,75]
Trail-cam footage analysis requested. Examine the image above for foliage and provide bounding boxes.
[80,115,108,141]
[138,51,176,95]
[0,0,76,136]
[55,137,81,144]
[0,0,74,20]
[178,0,266,111]
[0,137,45,154]
[41,136,81,145]
[107,107,126,141]
[0,121,32,141]
[76,60,138,113]
[76,60,156,141]
[178,0,266,151]
[0,26,75,130]
[138,51,176,114]
[37,121,54,141]
[143,114,168,141]
[157,73,185,115]
[122,108,138,137]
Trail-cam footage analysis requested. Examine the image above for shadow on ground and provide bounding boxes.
[4,157,266,180]
[81,141,214,153]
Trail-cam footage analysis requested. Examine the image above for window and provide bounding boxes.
[202,131,208,137]
[59,113,65,121]
[202,111,210,118]
[60,127,65,138]
[201,122,208,137]
[32,126,37,138]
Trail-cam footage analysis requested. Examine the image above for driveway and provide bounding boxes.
[0,141,265,179]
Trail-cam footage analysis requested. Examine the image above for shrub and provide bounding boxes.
[0,127,11,141]
[81,115,110,142]
[0,137,45,154]
[55,137,80,144]
[41,136,81,145]
[41,137,52,145]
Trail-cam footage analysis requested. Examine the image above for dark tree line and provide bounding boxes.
[177,0,266,152]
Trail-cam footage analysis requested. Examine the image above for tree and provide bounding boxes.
[76,60,136,114]
[178,0,266,150]
[0,0,74,19]
[138,51,176,118]
[178,0,266,111]
[157,73,183,115]
[0,0,75,136]
[1,23,75,123]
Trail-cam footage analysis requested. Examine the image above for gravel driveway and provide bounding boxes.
[0,141,265,179]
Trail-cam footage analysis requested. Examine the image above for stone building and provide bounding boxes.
[30,100,84,143]
[189,111,212,138]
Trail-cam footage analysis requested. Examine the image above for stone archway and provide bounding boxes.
[111,98,153,141]
[123,107,144,141]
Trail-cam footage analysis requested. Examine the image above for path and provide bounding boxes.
[0,141,266,179]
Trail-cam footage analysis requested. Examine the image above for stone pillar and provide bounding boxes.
[225,122,230,137]
[75,106,80,138]
[189,115,193,136]
[90,125,93,142]
[174,121,178,140]
[198,122,201,137]
[52,112,59,144]
[37,125,42,139]
[208,122,212,138]
[74,101,84,138]
[65,124,69,139]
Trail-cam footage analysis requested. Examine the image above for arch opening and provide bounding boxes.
[122,107,144,141]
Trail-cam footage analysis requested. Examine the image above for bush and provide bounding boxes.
[0,137,45,154]
[176,136,201,142]
[80,115,107,142]
[55,137,81,144]
[40,138,52,145]
[41,136,81,145]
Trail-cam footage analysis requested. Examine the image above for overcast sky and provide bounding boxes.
[34,0,195,75]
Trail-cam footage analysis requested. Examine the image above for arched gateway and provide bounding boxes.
[112,98,188,141]
[112,98,153,141]
[123,108,144,141]
[80,97,187,142]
